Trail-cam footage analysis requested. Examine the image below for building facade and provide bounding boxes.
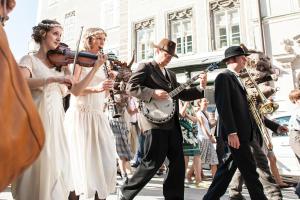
[36,0,300,113]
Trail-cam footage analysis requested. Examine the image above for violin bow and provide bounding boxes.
[72,26,84,75]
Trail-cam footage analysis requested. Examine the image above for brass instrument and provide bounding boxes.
[242,67,279,114]
[239,68,278,151]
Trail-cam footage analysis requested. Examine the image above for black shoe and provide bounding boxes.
[117,169,122,177]
[131,162,140,168]
[229,196,246,200]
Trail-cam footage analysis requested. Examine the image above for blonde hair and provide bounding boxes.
[83,27,107,51]
[289,89,300,104]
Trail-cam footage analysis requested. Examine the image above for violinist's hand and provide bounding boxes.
[94,53,107,69]
[51,76,73,88]
[95,79,114,92]
[152,89,169,100]
[108,70,118,80]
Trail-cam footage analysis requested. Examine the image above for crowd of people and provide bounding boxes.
[1,0,300,200]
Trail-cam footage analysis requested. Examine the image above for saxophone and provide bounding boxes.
[239,67,278,151]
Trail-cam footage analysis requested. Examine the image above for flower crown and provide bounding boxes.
[38,22,62,29]
[85,30,106,39]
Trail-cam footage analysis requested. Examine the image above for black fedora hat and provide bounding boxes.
[222,46,250,62]
[151,38,178,58]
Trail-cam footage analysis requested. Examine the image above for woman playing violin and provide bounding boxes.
[64,27,117,200]
[13,19,76,200]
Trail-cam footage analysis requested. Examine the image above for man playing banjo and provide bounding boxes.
[120,38,207,200]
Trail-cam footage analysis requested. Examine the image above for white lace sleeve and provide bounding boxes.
[19,55,34,77]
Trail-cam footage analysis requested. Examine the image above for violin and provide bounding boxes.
[47,43,98,68]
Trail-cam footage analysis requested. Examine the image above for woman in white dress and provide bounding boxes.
[64,28,117,200]
[14,19,75,200]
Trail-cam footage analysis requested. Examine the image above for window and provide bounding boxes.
[62,11,76,49]
[135,19,155,62]
[168,8,193,56]
[210,0,241,49]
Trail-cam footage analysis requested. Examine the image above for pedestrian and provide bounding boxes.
[120,38,206,200]
[288,89,300,198]
[196,98,218,178]
[179,101,202,186]
[203,46,267,200]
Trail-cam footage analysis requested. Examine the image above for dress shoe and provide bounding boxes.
[131,162,140,168]
[229,196,246,200]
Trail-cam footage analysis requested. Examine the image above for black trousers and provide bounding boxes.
[229,137,282,200]
[120,127,185,200]
[203,142,267,200]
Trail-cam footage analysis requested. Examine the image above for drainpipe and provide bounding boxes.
[257,0,265,53]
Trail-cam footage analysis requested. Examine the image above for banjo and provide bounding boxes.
[140,62,219,124]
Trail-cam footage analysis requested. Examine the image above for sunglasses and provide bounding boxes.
[0,15,9,26]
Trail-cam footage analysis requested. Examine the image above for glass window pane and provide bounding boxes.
[171,18,193,55]
[213,8,240,49]
[176,37,182,54]
[183,21,191,31]
[187,35,192,52]
[228,9,239,24]
[215,12,226,26]
[136,27,154,61]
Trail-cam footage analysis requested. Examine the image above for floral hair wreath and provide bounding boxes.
[84,30,106,39]
[38,22,62,29]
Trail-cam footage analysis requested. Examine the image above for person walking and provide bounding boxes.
[120,38,206,200]
[203,46,267,200]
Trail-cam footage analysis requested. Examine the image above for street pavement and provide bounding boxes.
[1,171,298,200]
[107,171,299,200]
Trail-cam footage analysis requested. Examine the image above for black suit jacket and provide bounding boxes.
[215,69,281,145]
[126,60,204,132]
[215,69,257,143]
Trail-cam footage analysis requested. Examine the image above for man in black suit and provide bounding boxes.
[120,38,206,200]
[203,46,267,200]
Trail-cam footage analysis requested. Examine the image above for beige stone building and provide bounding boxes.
[36,0,300,112]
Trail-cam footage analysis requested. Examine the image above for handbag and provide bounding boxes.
[0,26,45,191]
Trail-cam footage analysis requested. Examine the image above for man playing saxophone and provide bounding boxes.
[203,46,268,200]
[228,47,290,200]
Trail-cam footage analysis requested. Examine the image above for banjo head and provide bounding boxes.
[141,97,175,123]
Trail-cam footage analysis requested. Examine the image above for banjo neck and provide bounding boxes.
[169,62,219,98]
[169,75,200,98]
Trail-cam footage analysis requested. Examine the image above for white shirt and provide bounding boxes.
[196,110,211,141]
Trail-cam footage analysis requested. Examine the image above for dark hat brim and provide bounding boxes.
[152,43,178,58]
[222,52,251,62]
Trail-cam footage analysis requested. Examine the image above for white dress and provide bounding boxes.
[14,55,73,200]
[64,67,117,199]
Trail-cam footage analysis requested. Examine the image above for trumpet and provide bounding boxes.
[239,68,278,151]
